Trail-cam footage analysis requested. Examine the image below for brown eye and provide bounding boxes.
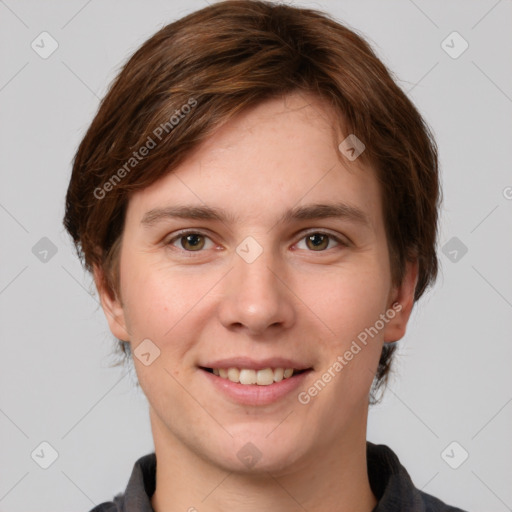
[305,233,330,251]
[180,233,205,251]
[296,231,346,252]
[167,231,214,253]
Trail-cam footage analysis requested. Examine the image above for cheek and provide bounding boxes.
[316,264,391,337]
[119,255,219,355]
[306,258,391,396]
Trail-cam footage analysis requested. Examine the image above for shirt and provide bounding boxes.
[89,442,468,512]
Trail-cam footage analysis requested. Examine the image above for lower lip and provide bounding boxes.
[200,369,312,406]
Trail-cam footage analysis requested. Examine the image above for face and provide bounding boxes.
[96,91,417,476]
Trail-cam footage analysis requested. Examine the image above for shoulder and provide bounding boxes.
[87,495,122,512]
[418,489,468,512]
[85,452,156,512]
[367,442,468,512]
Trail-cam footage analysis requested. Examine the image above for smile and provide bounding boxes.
[200,364,313,406]
[202,367,305,385]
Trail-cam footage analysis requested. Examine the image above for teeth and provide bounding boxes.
[239,369,257,385]
[273,367,284,382]
[256,368,274,385]
[211,367,297,385]
[227,367,240,383]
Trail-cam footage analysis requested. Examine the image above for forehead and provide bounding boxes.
[126,92,382,229]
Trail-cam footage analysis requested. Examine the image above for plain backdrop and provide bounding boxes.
[1,1,511,511]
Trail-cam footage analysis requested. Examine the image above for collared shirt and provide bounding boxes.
[89,442,468,512]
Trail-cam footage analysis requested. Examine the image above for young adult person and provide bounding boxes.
[63,1,467,510]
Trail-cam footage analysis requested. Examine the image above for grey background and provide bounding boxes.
[1,0,511,510]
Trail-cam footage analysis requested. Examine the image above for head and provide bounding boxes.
[64,0,439,473]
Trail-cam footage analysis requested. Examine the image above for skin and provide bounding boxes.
[95,91,418,512]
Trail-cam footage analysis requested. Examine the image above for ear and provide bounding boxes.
[92,264,130,342]
[382,259,419,343]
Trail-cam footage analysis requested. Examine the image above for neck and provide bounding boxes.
[150,409,377,512]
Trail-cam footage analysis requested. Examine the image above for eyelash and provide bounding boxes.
[165,229,349,256]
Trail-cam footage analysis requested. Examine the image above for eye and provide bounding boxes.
[166,229,348,255]
[296,231,346,251]
[167,231,215,252]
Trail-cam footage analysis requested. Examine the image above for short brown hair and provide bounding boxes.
[63,0,440,400]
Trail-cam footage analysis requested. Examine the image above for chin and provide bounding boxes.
[208,427,309,476]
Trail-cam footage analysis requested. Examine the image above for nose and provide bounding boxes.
[217,245,296,337]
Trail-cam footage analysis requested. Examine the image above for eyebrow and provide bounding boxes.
[140,202,371,228]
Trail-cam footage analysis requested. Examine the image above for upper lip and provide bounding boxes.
[200,357,312,371]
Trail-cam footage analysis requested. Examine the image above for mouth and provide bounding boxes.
[200,366,310,386]
[199,360,313,405]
